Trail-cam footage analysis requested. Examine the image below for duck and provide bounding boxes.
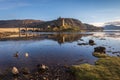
[12,67,19,75]
[25,52,29,57]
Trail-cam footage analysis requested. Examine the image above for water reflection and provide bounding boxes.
[0,32,91,44]
[0,32,120,72]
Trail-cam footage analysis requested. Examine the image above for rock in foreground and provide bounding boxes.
[94,46,106,53]
[89,39,96,45]
[93,46,108,58]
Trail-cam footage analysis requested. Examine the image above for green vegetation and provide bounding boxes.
[71,56,120,80]
[59,26,81,32]
[93,52,109,58]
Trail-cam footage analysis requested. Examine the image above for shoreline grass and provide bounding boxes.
[92,52,109,58]
[71,56,120,80]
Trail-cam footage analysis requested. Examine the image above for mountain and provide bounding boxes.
[104,25,120,30]
[103,21,120,30]
[29,18,102,31]
[0,18,102,31]
[84,23,103,31]
[0,19,43,28]
[32,18,86,31]
[105,21,120,26]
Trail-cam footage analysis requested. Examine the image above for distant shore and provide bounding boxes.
[0,28,20,32]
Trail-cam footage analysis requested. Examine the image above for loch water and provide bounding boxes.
[0,31,120,71]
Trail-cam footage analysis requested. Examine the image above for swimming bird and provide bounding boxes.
[12,67,19,75]
[25,52,29,57]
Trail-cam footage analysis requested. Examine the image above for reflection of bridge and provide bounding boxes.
[19,27,42,32]
[1,33,83,45]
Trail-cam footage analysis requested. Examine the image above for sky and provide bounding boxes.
[0,0,120,26]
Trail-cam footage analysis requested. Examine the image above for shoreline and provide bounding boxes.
[0,56,119,80]
[0,64,75,80]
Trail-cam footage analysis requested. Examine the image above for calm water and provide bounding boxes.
[0,31,120,71]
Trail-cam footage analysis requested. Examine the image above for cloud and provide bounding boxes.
[90,16,97,18]
[90,18,120,27]
[90,22,105,27]
[0,0,31,10]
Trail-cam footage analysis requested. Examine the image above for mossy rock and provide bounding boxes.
[92,52,109,58]
[94,46,106,53]
[89,39,96,45]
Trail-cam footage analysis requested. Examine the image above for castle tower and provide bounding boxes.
[62,18,65,27]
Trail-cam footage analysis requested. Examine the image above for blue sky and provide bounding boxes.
[0,0,120,26]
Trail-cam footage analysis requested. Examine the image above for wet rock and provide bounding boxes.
[89,39,95,45]
[21,67,30,75]
[107,50,112,53]
[2,65,75,80]
[14,52,18,57]
[77,43,88,45]
[117,55,120,57]
[12,67,19,75]
[79,39,84,41]
[25,52,29,57]
[37,64,48,72]
[94,46,106,54]
[93,46,108,58]
[65,67,71,73]
[112,51,120,57]
[100,38,106,40]
[112,51,120,54]
[42,76,49,80]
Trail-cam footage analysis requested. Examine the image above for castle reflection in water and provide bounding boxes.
[0,32,92,44]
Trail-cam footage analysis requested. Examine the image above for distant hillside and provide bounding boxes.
[0,18,102,31]
[32,18,86,31]
[104,25,120,30]
[0,19,43,28]
[39,18,84,28]
[103,21,120,30]
[105,21,120,26]
[30,18,102,31]
[84,23,103,31]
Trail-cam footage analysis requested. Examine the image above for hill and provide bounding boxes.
[84,23,103,31]
[32,18,85,31]
[29,18,102,31]
[104,25,120,30]
[103,21,120,30]
[0,19,43,28]
[0,18,102,31]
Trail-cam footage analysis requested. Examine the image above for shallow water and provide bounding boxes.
[0,31,120,71]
